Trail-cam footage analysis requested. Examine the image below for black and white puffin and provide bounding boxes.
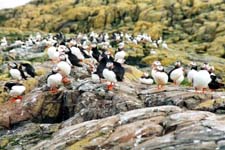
[46,66,63,94]
[91,44,101,62]
[103,62,117,90]
[112,61,125,82]
[169,61,184,85]
[168,61,181,83]
[193,63,211,93]
[114,42,126,64]
[19,62,36,78]
[8,62,27,80]
[151,60,161,82]
[139,72,154,85]
[57,54,72,84]
[154,65,168,90]
[64,47,83,67]
[187,62,198,85]
[4,82,26,103]
[208,73,225,91]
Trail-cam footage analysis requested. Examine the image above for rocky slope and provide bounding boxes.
[0,62,225,149]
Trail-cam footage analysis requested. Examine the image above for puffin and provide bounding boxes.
[187,62,198,85]
[208,73,225,91]
[112,61,125,82]
[57,54,72,84]
[169,61,184,85]
[19,62,36,78]
[47,66,63,93]
[91,68,101,83]
[70,46,85,61]
[103,62,117,90]
[151,61,161,82]
[47,46,61,63]
[91,44,101,62]
[64,47,83,67]
[139,72,154,85]
[168,61,182,83]
[114,42,126,64]
[8,62,27,80]
[193,63,211,93]
[4,82,26,103]
[154,65,168,90]
[162,41,169,50]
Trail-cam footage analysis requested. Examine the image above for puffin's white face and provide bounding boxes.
[59,54,66,61]
[8,62,17,68]
[52,66,59,73]
[190,62,196,66]
[175,61,181,67]
[152,61,161,68]
[143,72,149,77]
[106,62,114,69]
[156,66,164,72]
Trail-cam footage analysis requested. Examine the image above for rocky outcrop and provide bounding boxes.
[5,105,222,150]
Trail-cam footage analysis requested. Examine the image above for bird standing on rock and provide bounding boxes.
[8,62,27,81]
[154,65,168,90]
[193,63,211,93]
[208,73,225,91]
[187,62,198,85]
[114,42,126,64]
[169,61,184,86]
[151,61,161,82]
[139,72,154,85]
[57,54,71,84]
[47,66,63,94]
[4,82,26,103]
[103,62,117,90]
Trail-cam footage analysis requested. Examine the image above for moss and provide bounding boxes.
[196,98,225,110]
[67,132,101,150]
[0,138,9,148]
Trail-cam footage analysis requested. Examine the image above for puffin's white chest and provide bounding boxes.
[47,47,59,59]
[103,69,117,83]
[47,73,63,87]
[187,69,198,83]
[71,47,84,60]
[154,72,168,85]
[193,70,211,89]
[170,68,184,84]
[9,85,26,96]
[10,69,22,80]
[57,61,71,76]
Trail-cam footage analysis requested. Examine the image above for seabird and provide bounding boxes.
[154,65,168,90]
[193,63,211,93]
[169,61,184,85]
[47,66,63,94]
[139,72,154,85]
[4,82,26,103]
[103,62,117,90]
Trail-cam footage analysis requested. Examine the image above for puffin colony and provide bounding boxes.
[1,31,224,103]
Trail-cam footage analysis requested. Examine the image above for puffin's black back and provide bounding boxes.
[79,47,91,58]
[4,82,23,91]
[20,63,36,77]
[65,48,82,67]
[96,57,108,78]
[92,47,101,61]
[208,74,225,90]
[112,61,125,81]
[167,66,180,82]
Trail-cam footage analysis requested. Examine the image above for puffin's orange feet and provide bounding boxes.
[107,84,114,91]
[9,96,22,103]
[62,77,71,84]
[50,88,59,94]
